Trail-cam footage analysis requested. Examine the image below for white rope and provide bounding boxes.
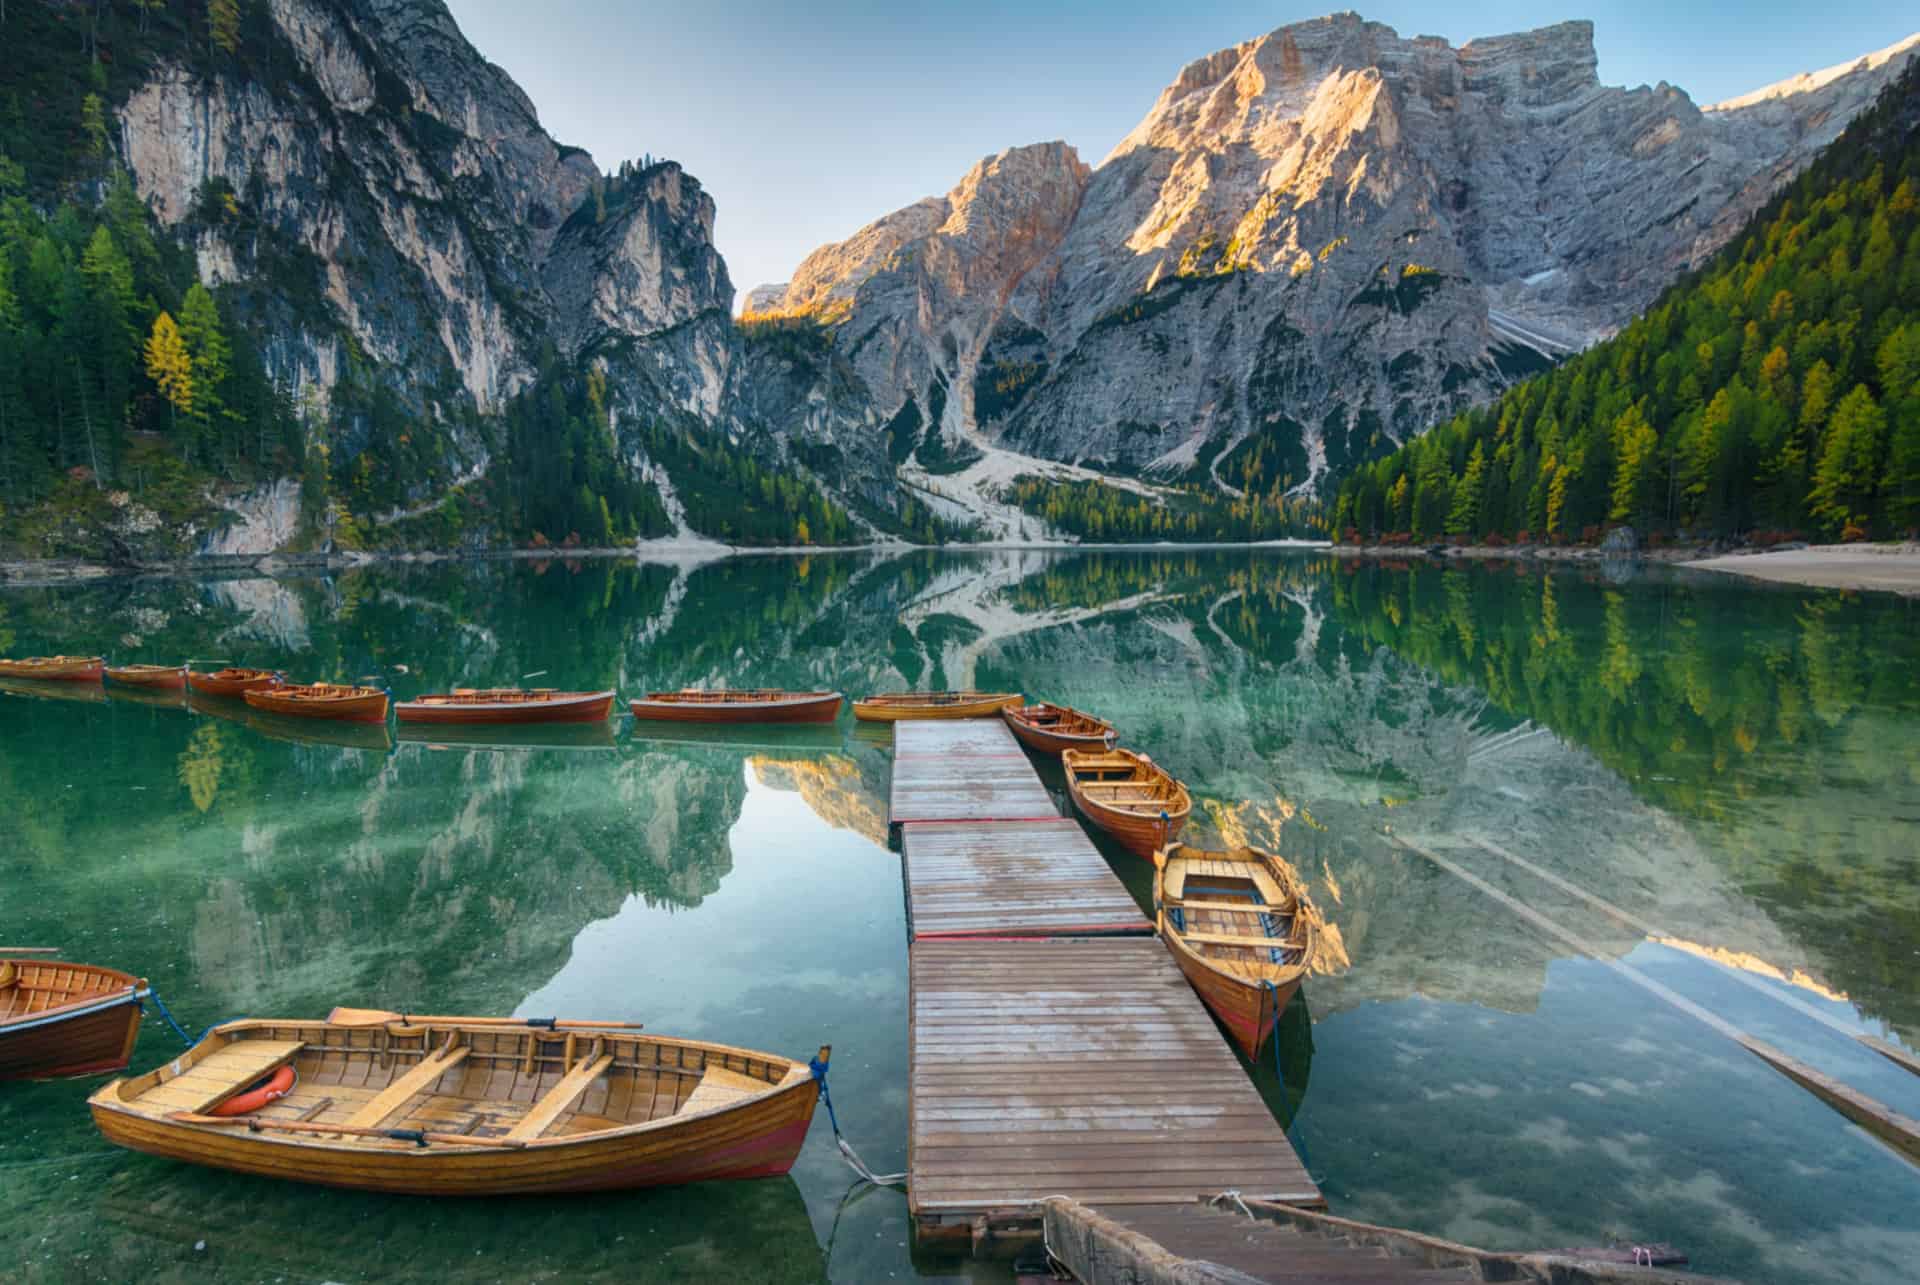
[1211,1188,1255,1219]
[835,1136,906,1188]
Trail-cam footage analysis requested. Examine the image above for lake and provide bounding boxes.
[2,550,1917,1284]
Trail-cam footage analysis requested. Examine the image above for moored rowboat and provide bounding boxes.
[395,689,615,725]
[245,683,390,724]
[1,958,146,1081]
[88,1011,826,1195]
[1060,748,1191,858]
[1153,843,1323,1059]
[1002,700,1118,755]
[628,690,842,725]
[851,692,1020,722]
[0,655,104,682]
[105,663,188,689]
[187,668,284,698]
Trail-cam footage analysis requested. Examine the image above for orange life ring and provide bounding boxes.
[209,1063,296,1116]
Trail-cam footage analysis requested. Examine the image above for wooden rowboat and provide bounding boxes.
[1,958,146,1081]
[395,689,616,725]
[629,690,843,725]
[187,668,284,698]
[245,683,390,724]
[1153,843,1321,1059]
[1060,748,1191,858]
[0,655,104,682]
[105,663,188,689]
[89,1010,826,1195]
[852,692,1020,722]
[1002,700,1118,755]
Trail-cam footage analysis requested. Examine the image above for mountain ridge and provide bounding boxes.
[748,13,1919,503]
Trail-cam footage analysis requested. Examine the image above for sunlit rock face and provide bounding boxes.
[756,16,1918,492]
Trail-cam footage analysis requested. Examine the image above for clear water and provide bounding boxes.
[1,551,1916,1284]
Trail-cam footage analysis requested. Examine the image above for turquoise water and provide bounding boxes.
[1,551,1917,1283]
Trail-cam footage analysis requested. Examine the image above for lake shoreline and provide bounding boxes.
[1682,543,1920,597]
[0,538,1338,588]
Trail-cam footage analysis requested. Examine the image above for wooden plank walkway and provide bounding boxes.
[908,937,1322,1237]
[889,718,1057,824]
[901,819,1150,939]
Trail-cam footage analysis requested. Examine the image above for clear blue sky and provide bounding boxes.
[443,2,1916,304]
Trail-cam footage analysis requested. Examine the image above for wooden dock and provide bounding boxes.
[889,719,1057,824]
[884,718,1321,1249]
[901,819,1149,939]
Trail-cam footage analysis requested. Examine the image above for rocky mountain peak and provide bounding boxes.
[761,13,1919,502]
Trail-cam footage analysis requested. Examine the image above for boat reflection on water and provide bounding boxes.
[186,690,392,751]
[0,676,109,705]
[396,719,619,753]
[105,683,190,713]
[626,718,845,758]
[90,1166,822,1281]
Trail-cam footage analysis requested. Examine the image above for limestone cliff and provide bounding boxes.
[752,16,1920,494]
[107,0,892,545]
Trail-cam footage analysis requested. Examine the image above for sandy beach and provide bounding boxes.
[1685,543,1920,596]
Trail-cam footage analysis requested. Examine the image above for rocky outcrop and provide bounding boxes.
[756,15,1920,494]
[746,142,1090,464]
[110,0,897,535]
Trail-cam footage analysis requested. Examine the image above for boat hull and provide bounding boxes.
[1002,704,1118,755]
[1164,941,1295,1061]
[629,692,842,725]
[245,688,390,724]
[1,963,145,1082]
[396,690,615,725]
[106,665,187,689]
[852,693,1020,722]
[188,670,283,698]
[89,1082,816,1195]
[88,1019,823,1196]
[0,657,104,682]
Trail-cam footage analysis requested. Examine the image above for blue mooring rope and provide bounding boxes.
[1261,980,1315,1178]
[810,1055,905,1188]
[142,986,243,1048]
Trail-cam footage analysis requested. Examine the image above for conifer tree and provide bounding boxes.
[210,0,242,56]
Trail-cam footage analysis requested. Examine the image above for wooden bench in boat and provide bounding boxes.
[1173,899,1287,915]
[137,1040,307,1114]
[504,1049,615,1141]
[677,1065,770,1116]
[1175,929,1307,951]
[345,1042,472,1129]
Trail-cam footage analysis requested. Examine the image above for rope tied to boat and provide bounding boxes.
[142,986,243,1047]
[809,1054,905,1189]
[1260,980,1316,1177]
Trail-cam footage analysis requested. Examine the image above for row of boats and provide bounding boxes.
[2,671,1326,1197]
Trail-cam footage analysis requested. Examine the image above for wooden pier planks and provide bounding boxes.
[889,719,1057,824]
[908,937,1322,1224]
[901,819,1150,939]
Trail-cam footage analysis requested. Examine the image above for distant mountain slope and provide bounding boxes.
[751,16,1918,499]
[0,0,898,560]
[1335,54,1920,543]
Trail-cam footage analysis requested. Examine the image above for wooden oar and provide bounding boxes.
[325,1007,642,1031]
[168,1113,525,1148]
[0,947,61,954]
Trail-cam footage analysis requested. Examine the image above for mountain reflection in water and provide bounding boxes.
[1,549,1916,1284]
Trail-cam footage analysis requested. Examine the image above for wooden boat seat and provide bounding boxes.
[677,1065,767,1117]
[1177,899,1286,915]
[142,1040,307,1113]
[1177,929,1306,951]
[345,1044,472,1129]
[505,1051,615,1141]
[1162,867,1185,900]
